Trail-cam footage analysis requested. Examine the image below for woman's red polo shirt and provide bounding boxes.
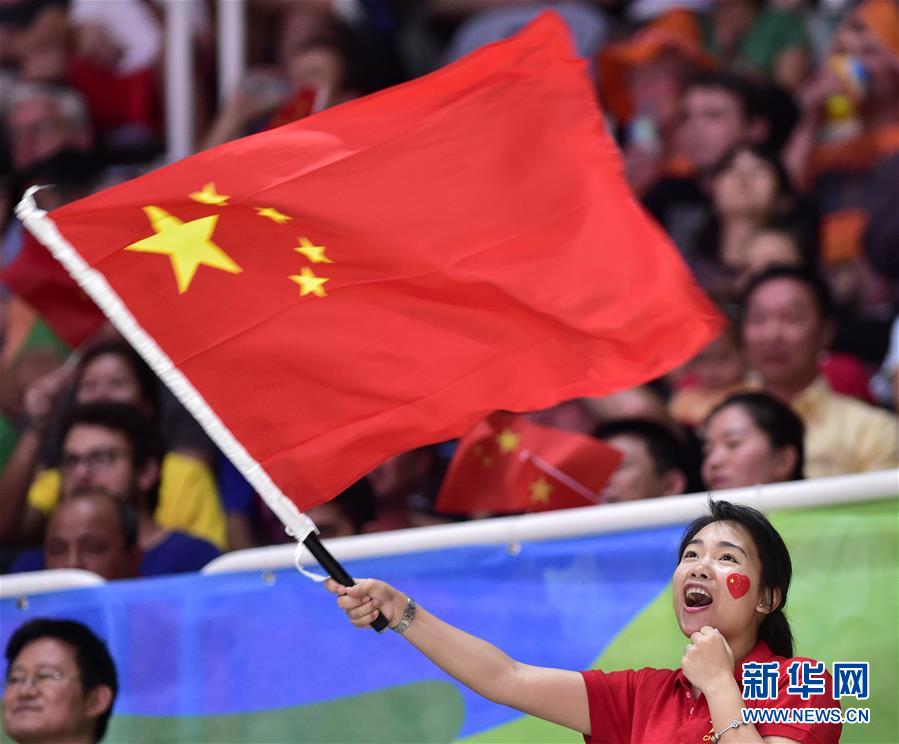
[581,641,842,744]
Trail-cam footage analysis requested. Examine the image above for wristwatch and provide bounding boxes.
[391,597,417,634]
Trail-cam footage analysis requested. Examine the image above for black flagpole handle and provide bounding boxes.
[303,532,390,633]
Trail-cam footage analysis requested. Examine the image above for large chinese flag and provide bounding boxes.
[435,412,623,515]
[18,13,721,520]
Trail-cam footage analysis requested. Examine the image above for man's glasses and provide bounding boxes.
[5,669,78,688]
[60,447,130,472]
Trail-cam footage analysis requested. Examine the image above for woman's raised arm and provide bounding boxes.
[325,578,591,735]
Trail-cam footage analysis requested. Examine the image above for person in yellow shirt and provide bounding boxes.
[740,265,897,478]
[0,341,226,549]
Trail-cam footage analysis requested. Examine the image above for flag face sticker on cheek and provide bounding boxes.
[727,573,751,599]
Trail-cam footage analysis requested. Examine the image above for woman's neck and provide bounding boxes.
[719,218,759,268]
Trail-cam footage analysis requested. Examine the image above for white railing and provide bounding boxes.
[3,470,894,596]
[164,0,247,162]
[0,569,104,599]
[203,468,899,575]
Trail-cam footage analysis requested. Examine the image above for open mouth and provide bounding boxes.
[684,585,713,609]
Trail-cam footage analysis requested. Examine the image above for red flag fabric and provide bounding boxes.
[18,13,722,515]
[435,412,623,514]
[0,233,106,347]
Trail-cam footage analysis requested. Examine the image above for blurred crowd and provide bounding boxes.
[1,0,897,583]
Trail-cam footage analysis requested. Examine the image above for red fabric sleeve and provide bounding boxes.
[580,669,635,743]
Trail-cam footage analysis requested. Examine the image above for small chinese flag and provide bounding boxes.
[435,412,623,514]
[0,233,105,347]
[17,13,721,517]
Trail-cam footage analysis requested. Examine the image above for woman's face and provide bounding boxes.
[673,520,773,642]
[712,150,781,219]
[76,354,144,408]
[702,405,795,490]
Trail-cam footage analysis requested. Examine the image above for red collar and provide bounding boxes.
[674,640,778,691]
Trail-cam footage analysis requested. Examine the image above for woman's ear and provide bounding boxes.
[756,586,782,616]
[772,445,799,482]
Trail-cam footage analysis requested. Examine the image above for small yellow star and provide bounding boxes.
[125,206,241,293]
[481,456,493,467]
[289,267,329,297]
[295,237,333,264]
[529,477,553,504]
[189,183,229,206]
[256,206,291,224]
[496,428,520,454]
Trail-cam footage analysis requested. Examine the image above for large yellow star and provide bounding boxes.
[125,206,241,294]
[189,183,229,206]
[256,206,291,224]
[289,267,329,297]
[496,428,520,454]
[295,237,333,264]
[529,477,553,504]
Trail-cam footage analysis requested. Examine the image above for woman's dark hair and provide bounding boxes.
[678,500,794,657]
[705,392,805,481]
[5,618,118,742]
[75,341,160,416]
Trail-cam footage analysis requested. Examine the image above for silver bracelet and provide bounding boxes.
[711,720,746,744]
[391,597,417,634]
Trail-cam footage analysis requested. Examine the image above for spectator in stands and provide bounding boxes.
[363,447,450,532]
[67,0,163,148]
[585,385,676,430]
[0,341,226,550]
[53,403,219,574]
[740,265,898,477]
[3,618,117,744]
[596,9,713,196]
[306,479,378,539]
[693,144,801,302]
[701,391,805,490]
[670,324,748,428]
[247,476,378,545]
[703,0,811,92]
[594,419,689,503]
[871,316,899,411]
[4,83,93,174]
[0,0,68,81]
[41,494,141,579]
[525,398,598,435]
[203,18,383,150]
[644,71,769,257]
[784,0,899,308]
